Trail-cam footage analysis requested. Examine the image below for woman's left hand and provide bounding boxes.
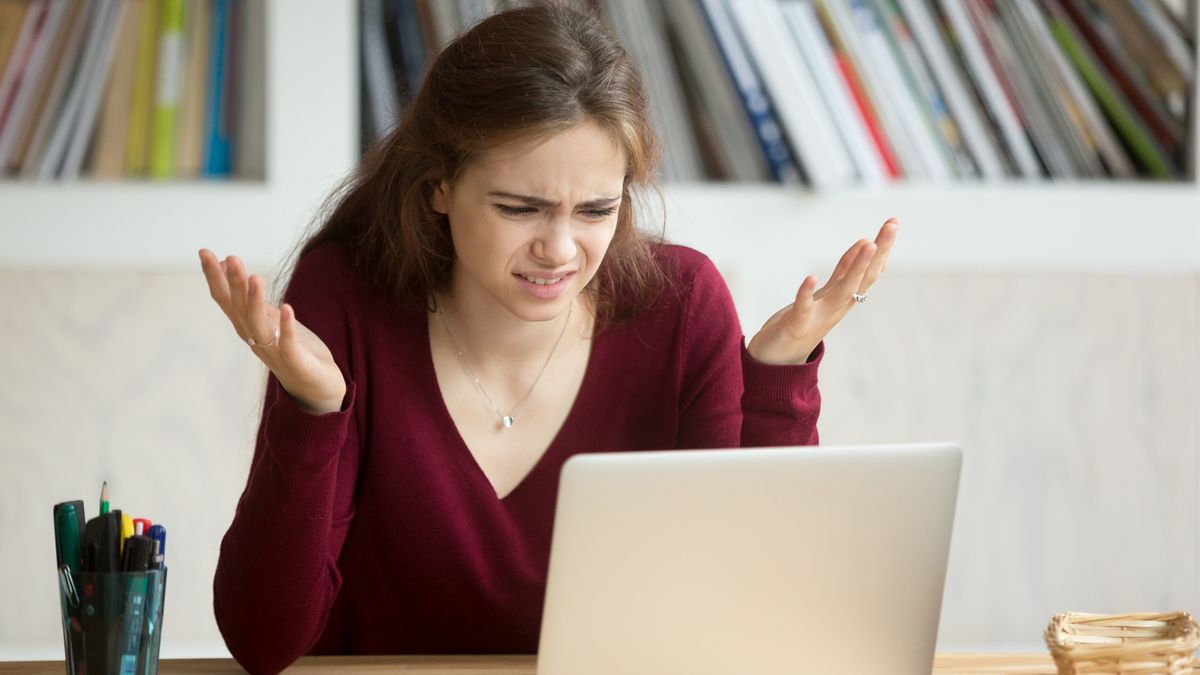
[747,218,898,365]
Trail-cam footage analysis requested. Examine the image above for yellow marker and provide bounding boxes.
[121,513,134,557]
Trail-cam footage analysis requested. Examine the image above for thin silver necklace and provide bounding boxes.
[438,300,574,430]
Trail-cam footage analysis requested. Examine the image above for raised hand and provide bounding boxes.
[747,219,898,365]
[199,249,347,415]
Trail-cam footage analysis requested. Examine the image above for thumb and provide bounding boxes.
[277,303,302,364]
[786,276,818,330]
[794,275,818,304]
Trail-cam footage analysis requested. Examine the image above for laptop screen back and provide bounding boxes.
[537,443,962,675]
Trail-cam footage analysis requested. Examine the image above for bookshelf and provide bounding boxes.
[0,0,1197,272]
[0,0,357,269]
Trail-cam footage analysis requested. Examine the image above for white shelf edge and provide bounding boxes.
[659,182,1200,272]
[2,181,1197,271]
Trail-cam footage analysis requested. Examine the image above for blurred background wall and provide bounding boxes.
[1,0,1197,661]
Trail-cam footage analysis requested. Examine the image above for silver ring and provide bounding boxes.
[853,292,869,304]
[247,328,280,348]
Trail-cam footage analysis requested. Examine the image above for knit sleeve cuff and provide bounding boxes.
[263,379,358,472]
[741,338,822,409]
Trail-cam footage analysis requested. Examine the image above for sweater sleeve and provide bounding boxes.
[674,250,822,450]
[212,245,362,675]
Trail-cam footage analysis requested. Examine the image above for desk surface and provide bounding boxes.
[0,653,1161,674]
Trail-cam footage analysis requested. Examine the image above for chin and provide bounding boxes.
[507,296,576,323]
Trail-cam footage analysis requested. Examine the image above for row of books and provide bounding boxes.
[361,0,1196,187]
[0,0,265,182]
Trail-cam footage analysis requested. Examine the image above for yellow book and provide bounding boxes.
[149,0,184,179]
[124,0,160,176]
[0,2,33,82]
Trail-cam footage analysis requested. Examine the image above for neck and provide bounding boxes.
[435,282,588,371]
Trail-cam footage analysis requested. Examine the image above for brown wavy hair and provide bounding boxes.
[286,1,668,325]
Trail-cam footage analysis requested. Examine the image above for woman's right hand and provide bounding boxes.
[199,249,348,415]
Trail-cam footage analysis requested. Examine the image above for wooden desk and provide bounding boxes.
[0,653,1119,674]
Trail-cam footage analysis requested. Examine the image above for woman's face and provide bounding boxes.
[431,120,627,323]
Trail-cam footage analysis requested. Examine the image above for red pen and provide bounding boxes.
[132,518,153,536]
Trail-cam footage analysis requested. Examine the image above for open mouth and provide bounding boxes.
[514,271,576,299]
[518,273,565,286]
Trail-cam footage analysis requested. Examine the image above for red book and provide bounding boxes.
[835,51,901,179]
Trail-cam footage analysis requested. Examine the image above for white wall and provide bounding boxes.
[2,220,1197,658]
[0,0,1196,660]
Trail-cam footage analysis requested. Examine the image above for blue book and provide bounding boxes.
[386,0,428,102]
[698,0,802,184]
[204,0,234,177]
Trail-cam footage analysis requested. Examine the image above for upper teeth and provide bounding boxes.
[522,274,562,285]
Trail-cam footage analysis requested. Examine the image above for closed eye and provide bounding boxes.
[495,205,537,216]
[494,205,618,218]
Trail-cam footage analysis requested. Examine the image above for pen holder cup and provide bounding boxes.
[56,567,168,675]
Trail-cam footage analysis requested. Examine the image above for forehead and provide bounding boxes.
[464,121,627,190]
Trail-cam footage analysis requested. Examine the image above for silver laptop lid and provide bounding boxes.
[537,443,962,675]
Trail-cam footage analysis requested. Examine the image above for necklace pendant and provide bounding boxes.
[502,415,515,429]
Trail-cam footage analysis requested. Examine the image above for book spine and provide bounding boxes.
[0,0,67,167]
[176,0,210,177]
[59,0,126,180]
[850,0,953,180]
[1021,0,1136,178]
[125,0,160,175]
[0,0,49,136]
[36,0,113,180]
[150,0,185,179]
[202,0,230,176]
[834,49,901,178]
[662,0,771,182]
[784,0,888,185]
[727,0,858,189]
[1046,9,1176,177]
[698,0,802,184]
[897,0,1008,180]
[873,0,969,176]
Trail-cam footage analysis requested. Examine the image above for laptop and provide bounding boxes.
[536,443,962,675]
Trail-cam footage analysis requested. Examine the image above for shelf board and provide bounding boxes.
[660,181,1200,271]
[0,180,339,269]
[3,180,1197,270]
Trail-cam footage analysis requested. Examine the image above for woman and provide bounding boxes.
[200,3,896,673]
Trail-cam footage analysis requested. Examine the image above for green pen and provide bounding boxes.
[99,481,110,515]
[53,501,85,575]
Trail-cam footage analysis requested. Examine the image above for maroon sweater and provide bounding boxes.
[213,242,822,674]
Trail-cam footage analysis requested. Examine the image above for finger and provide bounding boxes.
[199,249,233,309]
[793,274,818,304]
[246,275,279,348]
[836,242,877,302]
[818,240,867,294]
[787,276,818,330]
[278,303,305,366]
[860,219,899,292]
[225,256,251,339]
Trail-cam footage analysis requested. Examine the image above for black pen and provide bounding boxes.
[118,536,154,672]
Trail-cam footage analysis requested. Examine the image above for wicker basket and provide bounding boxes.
[1044,612,1200,674]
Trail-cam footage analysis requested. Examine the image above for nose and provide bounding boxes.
[532,217,576,266]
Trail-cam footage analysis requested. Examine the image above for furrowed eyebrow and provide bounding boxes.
[486,191,621,208]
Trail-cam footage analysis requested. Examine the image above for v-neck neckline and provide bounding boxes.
[420,309,599,503]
